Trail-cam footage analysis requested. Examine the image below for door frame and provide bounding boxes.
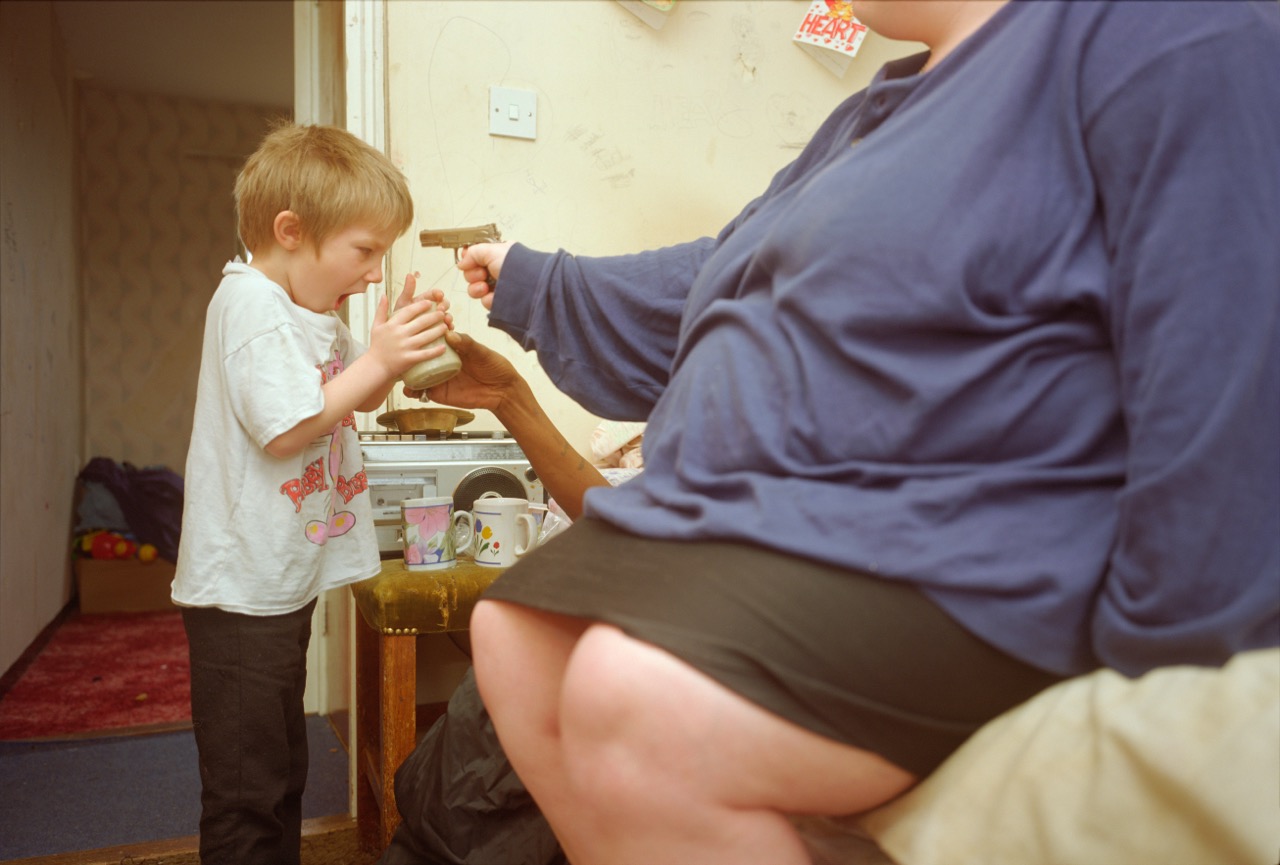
[294,0,386,815]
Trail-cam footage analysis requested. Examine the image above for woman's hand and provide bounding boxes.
[413,330,609,519]
[457,242,514,310]
[405,331,522,413]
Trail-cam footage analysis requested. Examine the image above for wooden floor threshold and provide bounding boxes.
[4,814,354,865]
[4,718,195,745]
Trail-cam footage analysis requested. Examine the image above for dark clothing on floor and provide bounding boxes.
[379,668,565,865]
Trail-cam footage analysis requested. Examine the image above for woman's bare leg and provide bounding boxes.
[468,600,593,860]
[471,600,917,865]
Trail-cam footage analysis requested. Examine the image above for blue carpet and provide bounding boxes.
[0,714,349,860]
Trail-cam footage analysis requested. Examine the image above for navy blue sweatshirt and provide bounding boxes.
[490,0,1280,677]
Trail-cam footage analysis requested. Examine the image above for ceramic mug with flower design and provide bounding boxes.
[469,495,540,567]
[402,496,475,571]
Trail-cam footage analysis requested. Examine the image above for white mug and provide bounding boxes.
[470,496,539,567]
[402,496,475,570]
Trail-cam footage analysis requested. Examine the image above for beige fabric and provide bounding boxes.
[846,648,1280,865]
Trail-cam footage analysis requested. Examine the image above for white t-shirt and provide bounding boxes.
[172,261,381,614]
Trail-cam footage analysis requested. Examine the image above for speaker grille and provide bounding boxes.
[452,466,527,511]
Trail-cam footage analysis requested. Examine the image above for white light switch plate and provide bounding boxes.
[489,86,537,140]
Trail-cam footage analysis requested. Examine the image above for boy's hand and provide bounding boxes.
[392,270,420,313]
[456,242,514,310]
[405,331,521,413]
[368,274,450,379]
[394,271,452,320]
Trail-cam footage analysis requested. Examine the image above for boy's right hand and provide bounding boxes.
[368,272,450,379]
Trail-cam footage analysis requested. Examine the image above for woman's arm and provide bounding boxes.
[1086,13,1280,671]
[419,331,609,520]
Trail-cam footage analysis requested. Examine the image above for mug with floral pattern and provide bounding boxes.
[402,496,475,570]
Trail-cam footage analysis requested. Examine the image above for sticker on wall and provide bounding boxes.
[617,0,675,31]
[793,0,868,79]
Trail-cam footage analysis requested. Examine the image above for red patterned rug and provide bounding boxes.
[0,609,191,740]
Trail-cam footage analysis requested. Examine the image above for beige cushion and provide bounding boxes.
[851,648,1280,865]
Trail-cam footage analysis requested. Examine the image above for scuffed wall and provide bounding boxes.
[77,87,280,472]
[383,0,916,449]
[0,0,80,676]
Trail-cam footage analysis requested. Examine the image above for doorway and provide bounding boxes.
[51,0,357,721]
[2,4,358,856]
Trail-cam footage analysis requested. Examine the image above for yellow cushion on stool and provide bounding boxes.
[350,558,505,635]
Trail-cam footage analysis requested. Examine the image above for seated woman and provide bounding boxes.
[387,4,1278,859]
[453,4,1278,864]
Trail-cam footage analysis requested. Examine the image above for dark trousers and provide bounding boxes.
[182,601,316,865]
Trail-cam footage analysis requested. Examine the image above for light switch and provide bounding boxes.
[489,86,537,140]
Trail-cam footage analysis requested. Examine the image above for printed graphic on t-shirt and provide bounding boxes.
[277,349,369,545]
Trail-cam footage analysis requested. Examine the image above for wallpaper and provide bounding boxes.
[78,86,282,473]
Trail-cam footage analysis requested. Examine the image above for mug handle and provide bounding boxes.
[452,510,475,555]
[513,513,539,557]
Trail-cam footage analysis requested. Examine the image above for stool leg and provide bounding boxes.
[355,611,380,852]
[378,633,418,849]
[355,616,419,853]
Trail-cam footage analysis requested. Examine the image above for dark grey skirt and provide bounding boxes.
[482,518,1063,776]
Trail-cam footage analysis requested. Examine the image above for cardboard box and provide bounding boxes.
[75,558,177,614]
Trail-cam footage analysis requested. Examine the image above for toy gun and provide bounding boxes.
[420,223,502,290]
[418,223,503,262]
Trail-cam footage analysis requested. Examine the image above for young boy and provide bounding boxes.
[172,123,444,865]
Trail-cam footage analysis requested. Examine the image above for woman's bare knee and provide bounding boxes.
[556,624,916,816]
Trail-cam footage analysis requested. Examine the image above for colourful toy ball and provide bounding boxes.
[113,537,137,559]
[137,543,158,564]
[90,532,118,560]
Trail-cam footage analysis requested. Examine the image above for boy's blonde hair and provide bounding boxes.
[234,123,414,253]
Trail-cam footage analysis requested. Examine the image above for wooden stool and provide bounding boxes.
[351,557,505,853]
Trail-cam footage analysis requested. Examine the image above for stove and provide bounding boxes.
[360,429,542,556]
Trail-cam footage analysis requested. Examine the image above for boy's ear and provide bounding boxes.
[273,211,304,251]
